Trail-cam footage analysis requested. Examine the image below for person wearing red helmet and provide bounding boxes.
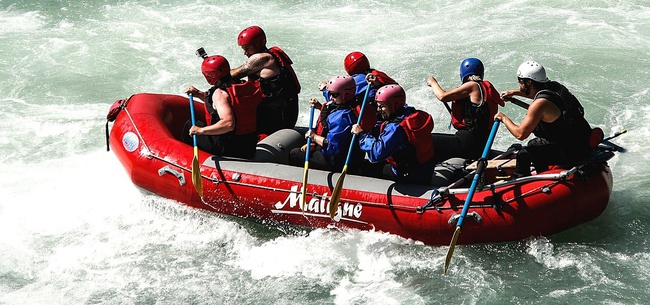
[289,75,364,172]
[426,57,504,163]
[342,51,397,88]
[183,51,263,159]
[319,51,398,131]
[351,85,435,184]
[495,61,595,177]
[230,25,301,136]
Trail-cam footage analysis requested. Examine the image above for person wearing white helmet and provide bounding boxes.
[495,61,595,177]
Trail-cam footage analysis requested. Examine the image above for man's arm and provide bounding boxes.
[495,98,550,140]
[191,90,235,136]
[230,53,273,79]
[427,77,481,104]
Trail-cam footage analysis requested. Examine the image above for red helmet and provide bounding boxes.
[344,51,370,75]
[237,26,267,50]
[375,84,406,112]
[201,55,230,85]
[326,75,357,102]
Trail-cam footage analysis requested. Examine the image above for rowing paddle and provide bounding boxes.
[188,93,203,198]
[329,84,371,219]
[300,105,316,215]
[505,97,628,152]
[503,96,530,109]
[443,120,500,274]
[443,101,452,129]
[601,129,627,152]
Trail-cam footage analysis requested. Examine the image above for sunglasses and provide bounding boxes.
[330,92,341,98]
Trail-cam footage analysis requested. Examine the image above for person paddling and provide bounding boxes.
[427,58,504,163]
[352,84,435,185]
[495,61,596,177]
[230,25,301,136]
[289,75,363,172]
[183,52,262,159]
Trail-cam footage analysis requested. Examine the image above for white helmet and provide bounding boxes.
[517,61,549,83]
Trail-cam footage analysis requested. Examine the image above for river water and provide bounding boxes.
[1,1,648,304]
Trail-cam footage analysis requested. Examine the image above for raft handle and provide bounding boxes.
[158,165,186,186]
[448,211,482,226]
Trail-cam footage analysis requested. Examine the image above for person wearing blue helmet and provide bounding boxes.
[426,58,504,162]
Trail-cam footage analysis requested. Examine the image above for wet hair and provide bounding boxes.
[466,75,483,82]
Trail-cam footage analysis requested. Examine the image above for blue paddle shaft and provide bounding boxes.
[341,84,372,165]
[188,93,198,147]
[304,105,316,162]
[456,120,500,228]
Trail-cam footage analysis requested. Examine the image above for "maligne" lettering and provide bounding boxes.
[274,185,363,222]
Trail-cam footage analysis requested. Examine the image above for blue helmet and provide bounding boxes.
[459,58,484,82]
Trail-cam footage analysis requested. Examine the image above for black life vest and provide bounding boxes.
[533,81,592,148]
[255,47,301,101]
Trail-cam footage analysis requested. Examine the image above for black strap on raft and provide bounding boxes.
[416,189,444,214]
[105,97,131,151]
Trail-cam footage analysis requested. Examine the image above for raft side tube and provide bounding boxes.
[252,128,304,163]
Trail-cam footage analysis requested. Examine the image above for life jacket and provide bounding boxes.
[345,74,375,132]
[315,102,353,137]
[205,80,264,135]
[313,102,360,169]
[353,102,377,132]
[532,81,592,148]
[451,80,503,131]
[369,69,397,86]
[257,46,301,99]
[381,108,435,169]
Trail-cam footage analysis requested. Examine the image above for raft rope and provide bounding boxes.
[120,105,375,211]
[415,160,595,214]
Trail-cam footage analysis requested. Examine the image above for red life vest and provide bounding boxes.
[353,103,376,132]
[382,109,435,167]
[451,80,503,130]
[268,46,301,93]
[370,69,397,86]
[353,69,396,131]
[205,81,263,135]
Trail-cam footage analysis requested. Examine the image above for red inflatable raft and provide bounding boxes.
[107,93,614,245]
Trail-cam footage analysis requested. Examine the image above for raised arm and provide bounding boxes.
[230,53,275,79]
[427,76,481,104]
